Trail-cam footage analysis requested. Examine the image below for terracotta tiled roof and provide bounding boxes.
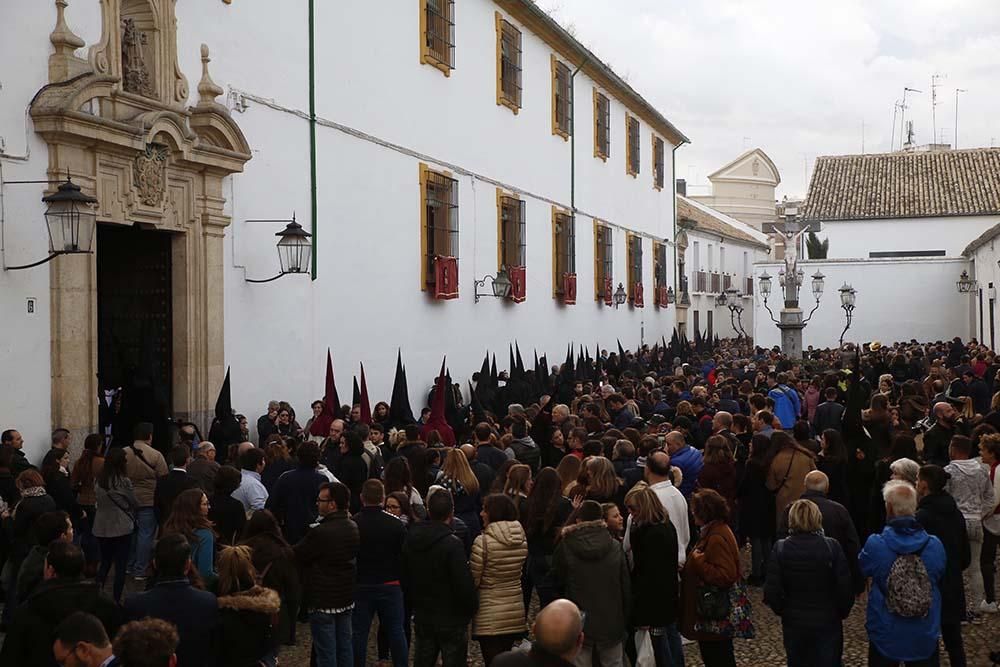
[676,196,769,249]
[801,148,1000,221]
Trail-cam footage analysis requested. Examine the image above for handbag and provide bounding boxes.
[696,583,731,620]
[695,580,755,639]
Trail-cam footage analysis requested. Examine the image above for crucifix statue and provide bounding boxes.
[778,216,808,305]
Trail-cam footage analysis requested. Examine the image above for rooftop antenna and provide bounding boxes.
[890,99,902,151]
[899,87,922,151]
[954,88,967,149]
[905,120,915,148]
[931,74,946,146]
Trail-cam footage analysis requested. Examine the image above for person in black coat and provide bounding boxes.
[764,499,854,667]
[916,465,971,667]
[241,510,301,647]
[265,441,327,544]
[153,445,199,526]
[736,435,775,585]
[402,488,477,667]
[334,432,369,514]
[40,449,81,525]
[0,541,121,667]
[214,545,282,667]
[124,534,218,667]
[777,471,863,594]
[208,466,247,546]
[628,487,682,667]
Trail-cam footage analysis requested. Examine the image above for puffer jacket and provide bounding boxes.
[552,520,630,650]
[216,586,282,667]
[471,520,528,637]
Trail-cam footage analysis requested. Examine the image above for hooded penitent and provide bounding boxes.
[208,367,243,450]
[309,350,340,437]
[359,363,372,425]
[386,349,416,429]
[421,358,456,447]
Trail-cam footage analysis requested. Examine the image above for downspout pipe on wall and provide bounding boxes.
[671,140,687,294]
[569,58,588,218]
[308,0,318,280]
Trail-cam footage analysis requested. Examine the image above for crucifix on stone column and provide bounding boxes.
[779,217,808,306]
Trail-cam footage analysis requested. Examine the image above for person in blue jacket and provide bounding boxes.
[860,479,946,666]
[767,372,802,429]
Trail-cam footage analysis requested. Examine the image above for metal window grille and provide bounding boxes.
[654,137,665,189]
[654,242,667,286]
[500,20,522,108]
[627,116,640,175]
[425,0,455,69]
[554,213,576,289]
[693,310,700,338]
[554,61,571,135]
[595,93,610,157]
[746,276,753,295]
[500,196,526,267]
[628,235,642,289]
[695,271,707,292]
[425,171,459,285]
[710,273,721,293]
[595,225,613,294]
[723,274,732,290]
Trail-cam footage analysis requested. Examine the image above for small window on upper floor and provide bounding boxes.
[498,193,526,270]
[626,115,640,177]
[421,0,455,75]
[552,56,571,139]
[552,209,576,301]
[594,90,610,160]
[653,136,665,190]
[627,233,644,307]
[496,14,522,113]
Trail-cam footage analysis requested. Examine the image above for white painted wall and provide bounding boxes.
[817,216,1000,259]
[751,258,972,351]
[967,241,1000,350]
[0,0,683,457]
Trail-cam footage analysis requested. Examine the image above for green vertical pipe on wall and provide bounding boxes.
[308,0,318,280]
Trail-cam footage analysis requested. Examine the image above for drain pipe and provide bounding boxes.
[671,141,687,294]
[569,58,588,217]
[308,0,318,280]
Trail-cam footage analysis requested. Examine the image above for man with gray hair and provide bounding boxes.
[860,480,946,665]
[256,399,281,445]
[778,470,862,592]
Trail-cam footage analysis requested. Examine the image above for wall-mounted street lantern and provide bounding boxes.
[474,265,512,302]
[245,215,313,283]
[839,282,857,347]
[613,282,627,309]
[956,270,976,294]
[723,286,748,338]
[4,175,98,271]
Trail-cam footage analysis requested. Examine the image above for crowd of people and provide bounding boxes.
[0,333,999,666]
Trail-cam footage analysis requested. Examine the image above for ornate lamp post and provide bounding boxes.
[838,283,857,347]
[956,270,976,294]
[474,265,513,302]
[723,286,748,338]
[613,282,627,309]
[758,209,825,357]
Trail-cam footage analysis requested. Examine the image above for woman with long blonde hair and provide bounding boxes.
[215,544,282,666]
[502,464,532,520]
[575,456,624,510]
[439,448,483,536]
[555,455,581,497]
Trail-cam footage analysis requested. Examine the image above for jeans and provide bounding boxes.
[128,507,157,577]
[574,641,624,667]
[352,584,407,667]
[97,533,133,602]
[697,639,736,667]
[310,609,353,667]
[867,643,939,666]
[940,622,966,667]
[781,622,843,667]
[413,621,468,667]
[649,624,684,667]
[750,536,772,579]
[965,519,985,606]
[983,528,1000,603]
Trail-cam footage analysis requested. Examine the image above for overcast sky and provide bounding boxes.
[538,0,1000,198]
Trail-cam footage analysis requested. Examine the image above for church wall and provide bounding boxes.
[751,258,972,351]
[818,215,999,259]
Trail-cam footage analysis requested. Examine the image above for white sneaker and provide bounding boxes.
[979,600,999,613]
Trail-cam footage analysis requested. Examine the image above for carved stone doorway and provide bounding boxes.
[96,224,174,450]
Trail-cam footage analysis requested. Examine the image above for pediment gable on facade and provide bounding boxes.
[707,148,780,186]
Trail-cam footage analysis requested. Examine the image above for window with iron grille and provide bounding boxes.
[653,136,665,189]
[421,0,455,74]
[626,115,640,176]
[498,193,526,269]
[420,164,459,288]
[594,90,610,160]
[627,233,643,293]
[594,222,613,299]
[654,241,668,287]
[496,14,522,112]
[553,210,576,294]
[552,56,571,139]
[693,310,700,338]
